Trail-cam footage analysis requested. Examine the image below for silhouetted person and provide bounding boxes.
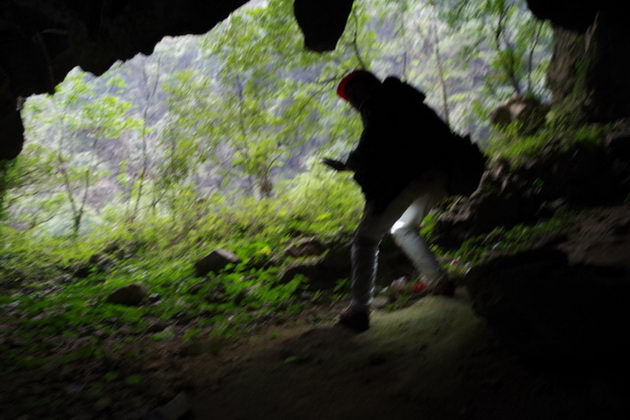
[324,70,485,332]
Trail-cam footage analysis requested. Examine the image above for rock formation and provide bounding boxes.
[1,0,248,160]
[527,0,630,123]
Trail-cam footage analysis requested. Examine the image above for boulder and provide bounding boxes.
[489,95,549,134]
[466,246,630,366]
[277,248,350,290]
[558,203,630,270]
[278,236,416,290]
[144,392,191,420]
[435,144,630,249]
[194,249,241,277]
[75,253,114,278]
[106,283,147,306]
[283,237,327,258]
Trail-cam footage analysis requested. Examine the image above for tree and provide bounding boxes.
[157,0,377,199]
[438,0,550,99]
[22,71,139,236]
[127,56,162,222]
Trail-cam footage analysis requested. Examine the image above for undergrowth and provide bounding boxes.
[485,120,610,164]
[437,210,573,271]
[0,167,362,388]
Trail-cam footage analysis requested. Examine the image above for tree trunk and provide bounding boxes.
[72,211,82,237]
[431,22,451,125]
[258,173,273,198]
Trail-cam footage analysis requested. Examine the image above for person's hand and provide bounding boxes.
[322,158,350,172]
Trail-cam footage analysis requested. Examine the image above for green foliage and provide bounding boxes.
[14,71,140,236]
[0,165,362,377]
[156,0,377,199]
[7,0,555,239]
[485,121,610,163]
[439,211,573,267]
[437,0,550,100]
[185,164,362,247]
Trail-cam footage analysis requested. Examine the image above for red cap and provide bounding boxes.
[336,70,373,101]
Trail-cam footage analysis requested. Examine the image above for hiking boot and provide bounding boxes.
[409,279,455,297]
[430,280,456,297]
[338,306,370,332]
[410,281,430,296]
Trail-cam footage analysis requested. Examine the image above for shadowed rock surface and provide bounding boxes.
[435,141,630,249]
[189,295,625,420]
[466,247,630,365]
[194,248,241,277]
[464,203,630,366]
[106,282,147,306]
[293,0,353,52]
[186,204,630,419]
[1,0,248,160]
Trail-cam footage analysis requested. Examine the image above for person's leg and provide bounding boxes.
[340,202,410,332]
[346,204,396,312]
[389,185,447,286]
[341,173,447,331]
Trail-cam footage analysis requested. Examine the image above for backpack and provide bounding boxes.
[445,135,487,197]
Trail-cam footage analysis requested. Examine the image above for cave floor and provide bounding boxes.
[5,206,630,419]
[186,293,607,420]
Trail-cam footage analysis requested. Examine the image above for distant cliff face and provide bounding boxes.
[1,0,628,161]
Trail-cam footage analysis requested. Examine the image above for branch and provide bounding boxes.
[350,8,367,69]
[527,21,544,96]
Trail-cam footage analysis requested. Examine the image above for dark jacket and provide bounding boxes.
[347,76,485,212]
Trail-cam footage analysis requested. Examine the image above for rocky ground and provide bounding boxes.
[160,202,630,420]
[3,203,629,420]
[186,296,614,420]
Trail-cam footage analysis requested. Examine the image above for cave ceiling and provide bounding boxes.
[0,0,621,161]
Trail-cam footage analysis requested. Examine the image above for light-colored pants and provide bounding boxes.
[350,171,448,310]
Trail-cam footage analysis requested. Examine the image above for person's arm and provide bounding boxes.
[322,123,374,173]
[322,157,351,171]
[321,149,363,172]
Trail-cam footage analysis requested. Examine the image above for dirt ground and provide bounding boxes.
[184,292,618,420]
[6,206,630,420]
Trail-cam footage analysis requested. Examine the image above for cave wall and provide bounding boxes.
[545,28,586,122]
[546,12,630,123]
[0,0,247,160]
[527,0,630,123]
[580,11,630,122]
